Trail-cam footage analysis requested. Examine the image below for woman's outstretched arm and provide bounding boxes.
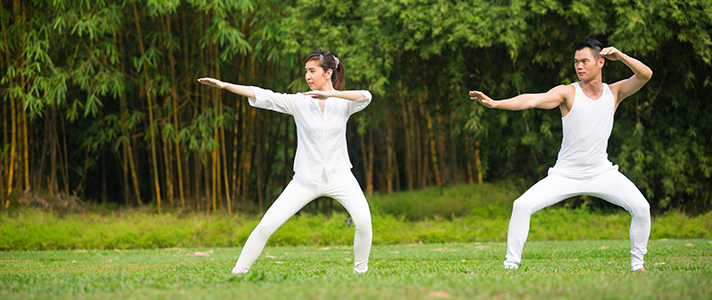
[303,90,370,101]
[198,77,255,98]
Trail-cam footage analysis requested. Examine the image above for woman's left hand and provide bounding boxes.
[303,91,334,100]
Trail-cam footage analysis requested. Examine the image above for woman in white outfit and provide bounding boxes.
[470,38,653,271]
[198,49,373,274]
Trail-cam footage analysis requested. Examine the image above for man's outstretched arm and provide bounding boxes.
[470,85,570,111]
[602,47,653,104]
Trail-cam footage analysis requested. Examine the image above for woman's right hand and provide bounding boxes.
[197,77,225,89]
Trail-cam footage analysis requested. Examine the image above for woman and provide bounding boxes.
[198,49,373,274]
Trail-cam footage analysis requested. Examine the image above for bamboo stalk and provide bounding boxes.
[212,100,218,213]
[423,107,441,186]
[5,0,19,205]
[241,109,256,203]
[413,96,425,188]
[1,94,6,202]
[6,93,16,206]
[160,15,175,208]
[399,89,413,190]
[464,133,475,183]
[115,31,142,205]
[449,111,458,184]
[232,59,246,206]
[220,99,232,214]
[133,2,161,213]
[162,128,174,206]
[212,147,217,214]
[1,33,5,181]
[49,108,57,195]
[127,144,143,205]
[1,17,7,191]
[60,115,70,196]
[385,110,394,194]
[359,131,374,196]
[194,150,201,212]
[22,91,29,191]
[255,113,265,212]
[165,13,185,208]
[475,141,483,184]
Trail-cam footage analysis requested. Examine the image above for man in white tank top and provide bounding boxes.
[469,38,653,271]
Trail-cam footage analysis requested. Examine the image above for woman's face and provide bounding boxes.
[305,60,333,91]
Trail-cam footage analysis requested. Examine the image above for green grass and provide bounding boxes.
[1,205,710,251]
[1,239,710,299]
[2,182,710,298]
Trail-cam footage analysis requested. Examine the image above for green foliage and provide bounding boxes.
[1,0,711,213]
[369,182,521,221]
[1,240,711,299]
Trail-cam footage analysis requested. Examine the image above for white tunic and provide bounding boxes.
[549,82,617,178]
[249,87,372,186]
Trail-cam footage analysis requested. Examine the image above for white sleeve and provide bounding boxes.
[347,90,372,116]
[248,87,300,115]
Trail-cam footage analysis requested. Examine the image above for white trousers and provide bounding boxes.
[232,170,372,274]
[504,169,651,271]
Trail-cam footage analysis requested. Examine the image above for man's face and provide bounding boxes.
[574,47,604,81]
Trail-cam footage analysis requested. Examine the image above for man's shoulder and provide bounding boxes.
[551,83,576,97]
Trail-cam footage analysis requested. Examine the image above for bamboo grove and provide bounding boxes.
[1,0,711,214]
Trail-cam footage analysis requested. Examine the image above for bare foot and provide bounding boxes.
[633,267,646,272]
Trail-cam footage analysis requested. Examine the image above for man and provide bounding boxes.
[469,38,653,271]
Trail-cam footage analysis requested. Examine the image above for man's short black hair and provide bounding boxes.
[575,38,604,60]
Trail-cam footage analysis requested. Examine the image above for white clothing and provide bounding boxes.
[232,87,373,274]
[504,82,651,271]
[550,82,617,178]
[233,170,372,273]
[504,169,650,271]
[249,87,372,186]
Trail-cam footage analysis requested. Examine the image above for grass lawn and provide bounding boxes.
[1,239,710,299]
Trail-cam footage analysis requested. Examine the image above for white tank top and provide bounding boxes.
[549,82,618,178]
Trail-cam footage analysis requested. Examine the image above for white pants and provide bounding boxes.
[504,169,651,271]
[232,170,372,273]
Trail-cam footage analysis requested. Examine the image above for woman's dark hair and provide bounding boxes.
[575,38,604,61]
[305,49,345,90]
